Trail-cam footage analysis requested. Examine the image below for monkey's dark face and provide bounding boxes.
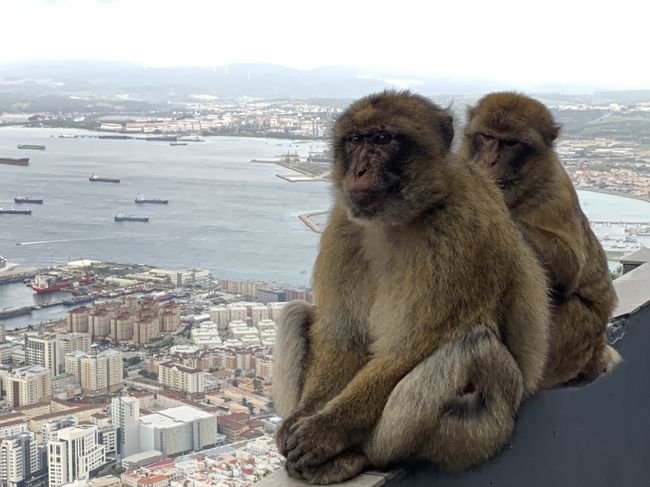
[470,132,534,186]
[332,91,454,224]
[340,129,408,219]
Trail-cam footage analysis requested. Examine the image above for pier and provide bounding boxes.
[298,210,329,233]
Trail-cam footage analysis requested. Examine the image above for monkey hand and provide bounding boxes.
[275,408,312,457]
[284,411,351,471]
[286,450,369,484]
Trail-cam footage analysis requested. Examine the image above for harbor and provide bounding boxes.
[0,259,200,327]
[251,152,330,183]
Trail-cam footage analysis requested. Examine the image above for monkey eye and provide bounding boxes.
[370,131,392,145]
[347,134,362,144]
[503,140,519,148]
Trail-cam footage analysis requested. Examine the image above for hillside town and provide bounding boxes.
[0,262,314,487]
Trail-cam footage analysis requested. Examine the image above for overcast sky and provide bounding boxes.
[2,0,649,89]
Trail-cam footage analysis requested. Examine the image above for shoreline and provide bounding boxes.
[579,188,650,204]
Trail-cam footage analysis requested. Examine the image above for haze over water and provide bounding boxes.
[1,127,649,328]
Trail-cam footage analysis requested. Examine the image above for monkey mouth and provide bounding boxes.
[346,190,385,217]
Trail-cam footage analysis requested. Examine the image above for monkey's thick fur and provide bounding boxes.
[461,92,621,388]
[273,91,550,484]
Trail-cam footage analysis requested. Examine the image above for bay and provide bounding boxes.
[1,127,649,328]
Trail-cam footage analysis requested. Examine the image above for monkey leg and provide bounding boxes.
[364,325,524,472]
[272,300,314,418]
[541,296,622,389]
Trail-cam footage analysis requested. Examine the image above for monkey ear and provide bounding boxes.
[466,106,477,121]
[545,124,561,145]
[439,113,455,150]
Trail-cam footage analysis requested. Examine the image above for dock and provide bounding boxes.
[298,210,329,233]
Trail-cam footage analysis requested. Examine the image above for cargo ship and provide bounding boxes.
[0,208,32,215]
[14,196,43,204]
[0,306,32,319]
[135,194,169,204]
[146,135,177,142]
[17,144,45,150]
[179,135,205,142]
[89,173,120,183]
[0,157,29,166]
[114,212,149,222]
[31,272,94,294]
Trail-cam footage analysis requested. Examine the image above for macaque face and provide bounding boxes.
[340,129,407,219]
[471,132,532,185]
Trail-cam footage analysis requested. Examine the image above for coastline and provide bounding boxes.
[579,188,650,204]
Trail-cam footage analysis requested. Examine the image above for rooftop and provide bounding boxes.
[158,405,214,422]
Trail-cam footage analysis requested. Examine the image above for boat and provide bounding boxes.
[179,135,205,142]
[30,272,94,294]
[307,149,332,163]
[99,134,130,140]
[0,157,29,166]
[146,135,177,142]
[135,194,169,204]
[89,173,120,183]
[58,134,78,138]
[0,256,18,275]
[62,295,96,306]
[17,144,45,150]
[114,212,149,222]
[0,208,32,215]
[14,196,43,204]
[0,306,32,319]
[170,142,188,146]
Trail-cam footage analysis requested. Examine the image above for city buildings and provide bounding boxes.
[190,323,222,349]
[65,298,181,345]
[58,333,91,358]
[110,396,140,458]
[24,333,60,376]
[0,432,45,487]
[47,425,106,487]
[139,406,217,457]
[5,366,52,408]
[158,363,204,398]
[64,349,123,395]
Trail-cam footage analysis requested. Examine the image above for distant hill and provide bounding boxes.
[0,61,509,102]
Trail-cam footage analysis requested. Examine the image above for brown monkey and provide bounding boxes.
[272,91,550,484]
[460,92,621,389]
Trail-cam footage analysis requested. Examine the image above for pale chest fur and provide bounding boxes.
[360,224,448,348]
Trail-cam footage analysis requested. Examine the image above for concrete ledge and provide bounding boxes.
[256,469,403,486]
[613,262,650,318]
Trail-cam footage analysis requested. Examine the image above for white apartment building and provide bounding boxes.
[5,365,51,408]
[47,425,106,487]
[64,349,123,395]
[158,362,204,397]
[190,322,222,349]
[58,333,91,357]
[42,417,78,445]
[110,396,140,458]
[249,305,270,327]
[0,432,43,487]
[0,421,28,439]
[24,332,60,375]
